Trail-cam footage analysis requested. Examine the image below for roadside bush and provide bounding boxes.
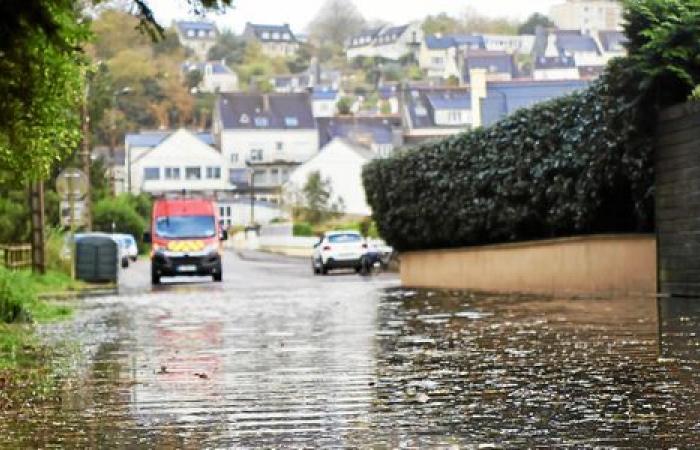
[93,196,146,244]
[363,0,700,251]
[0,267,33,323]
[293,222,314,237]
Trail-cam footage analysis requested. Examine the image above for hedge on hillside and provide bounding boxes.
[363,0,700,252]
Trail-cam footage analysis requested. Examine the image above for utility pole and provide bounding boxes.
[81,82,92,230]
[250,168,255,226]
[29,182,46,274]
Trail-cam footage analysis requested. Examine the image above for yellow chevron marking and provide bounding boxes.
[166,240,205,252]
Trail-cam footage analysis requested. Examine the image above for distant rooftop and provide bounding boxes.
[244,23,297,43]
[175,21,217,39]
[217,93,315,130]
[125,130,214,148]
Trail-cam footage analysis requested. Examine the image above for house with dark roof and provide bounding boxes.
[212,92,319,203]
[317,116,401,158]
[533,55,580,80]
[174,21,218,61]
[182,60,239,93]
[461,50,516,83]
[346,22,422,61]
[311,86,341,118]
[597,30,627,62]
[242,23,300,58]
[418,34,484,80]
[478,78,589,127]
[402,87,473,144]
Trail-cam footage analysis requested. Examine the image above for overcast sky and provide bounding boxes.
[146,0,562,33]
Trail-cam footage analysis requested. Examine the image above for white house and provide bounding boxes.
[482,34,536,54]
[242,23,300,58]
[311,86,340,118]
[347,22,423,61]
[533,56,580,80]
[285,138,375,217]
[125,129,228,196]
[402,87,473,144]
[174,21,218,61]
[550,0,623,35]
[212,92,319,203]
[183,61,239,93]
[418,35,482,80]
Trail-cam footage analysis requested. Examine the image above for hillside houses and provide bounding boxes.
[346,22,423,61]
[242,23,300,58]
[174,21,218,61]
[182,61,239,93]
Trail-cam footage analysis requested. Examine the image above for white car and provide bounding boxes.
[312,230,367,275]
[112,233,138,261]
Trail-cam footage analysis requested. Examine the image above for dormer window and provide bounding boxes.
[284,117,298,127]
[272,32,280,40]
[198,30,206,37]
[415,105,427,117]
[282,33,290,40]
[254,117,269,127]
[239,114,250,124]
[187,30,195,37]
[262,32,270,39]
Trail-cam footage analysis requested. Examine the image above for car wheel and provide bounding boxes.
[151,268,161,285]
[213,272,222,282]
[321,263,329,275]
[121,257,129,269]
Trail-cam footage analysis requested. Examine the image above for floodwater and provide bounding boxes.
[0,251,698,447]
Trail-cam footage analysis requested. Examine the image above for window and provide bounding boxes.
[253,169,267,185]
[164,167,180,180]
[206,166,221,179]
[276,142,283,151]
[272,32,280,39]
[270,168,279,183]
[254,117,269,127]
[198,30,206,37]
[250,149,263,161]
[285,116,298,127]
[262,32,270,39]
[185,167,202,180]
[187,30,195,37]
[449,111,462,123]
[143,167,160,181]
[239,114,250,124]
[281,169,290,182]
[431,56,444,65]
[414,105,427,117]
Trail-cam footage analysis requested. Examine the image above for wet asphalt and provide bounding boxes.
[1,250,699,448]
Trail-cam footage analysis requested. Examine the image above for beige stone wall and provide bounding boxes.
[400,235,656,296]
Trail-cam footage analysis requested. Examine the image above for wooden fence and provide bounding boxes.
[0,244,33,270]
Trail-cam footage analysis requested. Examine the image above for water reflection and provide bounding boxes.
[1,287,699,446]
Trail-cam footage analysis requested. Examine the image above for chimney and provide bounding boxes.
[470,68,487,128]
[262,93,270,112]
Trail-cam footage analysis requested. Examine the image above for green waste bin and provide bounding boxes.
[75,235,118,283]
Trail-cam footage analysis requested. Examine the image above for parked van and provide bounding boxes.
[146,198,227,284]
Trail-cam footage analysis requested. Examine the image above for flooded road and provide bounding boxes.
[1,250,699,447]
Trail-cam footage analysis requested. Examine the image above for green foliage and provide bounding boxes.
[93,196,146,243]
[363,69,654,251]
[0,0,87,183]
[422,13,461,35]
[293,222,314,237]
[363,0,700,252]
[518,13,555,34]
[207,30,246,65]
[0,191,30,244]
[337,96,354,115]
[0,267,76,324]
[0,268,33,323]
[293,171,344,225]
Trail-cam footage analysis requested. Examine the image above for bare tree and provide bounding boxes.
[308,0,366,48]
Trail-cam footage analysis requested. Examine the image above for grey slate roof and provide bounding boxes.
[425,34,485,50]
[125,131,214,148]
[175,21,217,39]
[534,55,576,69]
[317,117,397,147]
[555,31,601,55]
[217,93,316,130]
[405,88,471,129]
[244,23,297,43]
[480,79,589,127]
[348,28,383,48]
[463,51,515,82]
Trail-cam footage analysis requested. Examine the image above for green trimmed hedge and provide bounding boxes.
[363,0,700,252]
[363,70,653,251]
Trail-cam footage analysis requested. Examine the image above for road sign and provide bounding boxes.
[60,200,86,228]
[56,168,88,200]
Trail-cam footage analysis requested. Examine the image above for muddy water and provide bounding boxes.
[0,256,698,447]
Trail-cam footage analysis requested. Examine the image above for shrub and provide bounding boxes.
[0,267,33,323]
[293,222,314,237]
[362,0,700,252]
[93,196,146,244]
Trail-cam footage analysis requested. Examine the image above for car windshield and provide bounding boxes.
[328,233,362,243]
[155,215,216,239]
